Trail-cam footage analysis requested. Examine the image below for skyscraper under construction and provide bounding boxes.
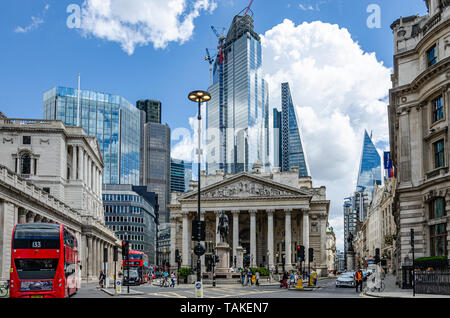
[206,11,270,174]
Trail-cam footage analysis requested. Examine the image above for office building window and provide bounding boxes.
[430,197,446,219]
[433,96,444,122]
[427,44,437,67]
[20,154,31,175]
[23,136,31,145]
[430,223,447,256]
[434,140,445,168]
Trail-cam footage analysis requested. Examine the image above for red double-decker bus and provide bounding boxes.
[9,223,80,298]
[123,250,149,285]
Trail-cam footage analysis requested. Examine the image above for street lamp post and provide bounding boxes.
[188,90,211,285]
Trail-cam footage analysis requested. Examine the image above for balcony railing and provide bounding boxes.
[422,12,442,36]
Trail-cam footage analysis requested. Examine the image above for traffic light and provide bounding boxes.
[175,249,182,264]
[122,241,129,260]
[308,247,314,262]
[375,248,380,264]
[113,246,118,262]
[103,247,108,263]
[410,229,415,247]
[192,220,206,241]
[297,245,305,260]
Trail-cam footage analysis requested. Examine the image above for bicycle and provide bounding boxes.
[366,275,385,292]
[159,277,170,288]
[0,280,9,298]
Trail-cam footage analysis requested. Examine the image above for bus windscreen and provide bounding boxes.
[13,224,60,249]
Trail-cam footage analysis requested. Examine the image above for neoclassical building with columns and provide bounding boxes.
[0,118,120,282]
[168,165,330,276]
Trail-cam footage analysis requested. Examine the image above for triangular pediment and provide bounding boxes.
[179,173,312,201]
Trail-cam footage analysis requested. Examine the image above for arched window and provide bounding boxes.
[20,154,31,175]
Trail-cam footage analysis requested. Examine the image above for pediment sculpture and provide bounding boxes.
[201,178,299,199]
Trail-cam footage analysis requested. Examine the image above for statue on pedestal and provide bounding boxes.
[217,212,229,244]
[347,232,354,252]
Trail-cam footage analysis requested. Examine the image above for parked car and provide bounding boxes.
[336,272,355,288]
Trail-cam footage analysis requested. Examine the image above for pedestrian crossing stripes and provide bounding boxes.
[146,287,281,299]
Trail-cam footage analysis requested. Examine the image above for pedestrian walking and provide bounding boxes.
[247,268,253,286]
[355,268,363,292]
[98,270,106,288]
[280,272,288,289]
[312,268,318,286]
[255,271,260,286]
[240,269,245,286]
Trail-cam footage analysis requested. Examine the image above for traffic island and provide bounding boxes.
[101,287,144,296]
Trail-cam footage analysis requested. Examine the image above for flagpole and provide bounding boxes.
[77,73,81,126]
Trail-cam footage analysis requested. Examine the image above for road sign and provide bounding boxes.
[116,280,121,294]
[194,243,205,256]
[195,281,203,298]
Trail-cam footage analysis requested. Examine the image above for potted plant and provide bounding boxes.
[178,267,191,284]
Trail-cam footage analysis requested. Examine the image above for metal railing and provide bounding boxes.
[415,272,450,295]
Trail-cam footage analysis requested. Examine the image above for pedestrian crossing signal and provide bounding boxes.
[297,245,305,259]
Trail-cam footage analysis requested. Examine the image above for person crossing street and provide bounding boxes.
[355,268,363,292]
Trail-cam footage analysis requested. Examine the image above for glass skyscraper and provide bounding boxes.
[141,123,171,224]
[206,14,270,174]
[356,130,382,195]
[273,83,310,177]
[170,159,193,193]
[137,99,162,124]
[43,86,143,185]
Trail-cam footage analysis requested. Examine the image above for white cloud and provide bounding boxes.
[79,0,217,55]
[171,19,392,250]
[261,19,392,250]
[15,4,50,33]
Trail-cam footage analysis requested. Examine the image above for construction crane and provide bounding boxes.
[205,48,215,86]
[211,26,226,64]
[244,0,254,16]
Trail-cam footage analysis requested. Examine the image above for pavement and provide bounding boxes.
[363,274,450,298]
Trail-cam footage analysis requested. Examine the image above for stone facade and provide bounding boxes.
[0,118,120,281]
[326,226,337,273]
[389,0,450,285]
[353,179,397,273]
[168,166,330,276]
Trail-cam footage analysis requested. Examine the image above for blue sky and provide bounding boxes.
[0,0,426,128]
[0,0,430,250]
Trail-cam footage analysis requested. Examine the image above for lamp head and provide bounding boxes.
[188,90,211,103]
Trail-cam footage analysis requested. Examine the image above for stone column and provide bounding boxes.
[78,148,84,182]
[215,211,221,245]
[84,152,88,186]
[267,209,275,270]
[72,146,77,180]
[88,236,93,280]
[170,216,177,268]
[249,209,257,267]
[302,208,310,263]
[285,209,292,268]
[232,210,240,266]
[18,208,27,224]
[26,212,35,223]
[98,169,102,197]
[182,211,189,267]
